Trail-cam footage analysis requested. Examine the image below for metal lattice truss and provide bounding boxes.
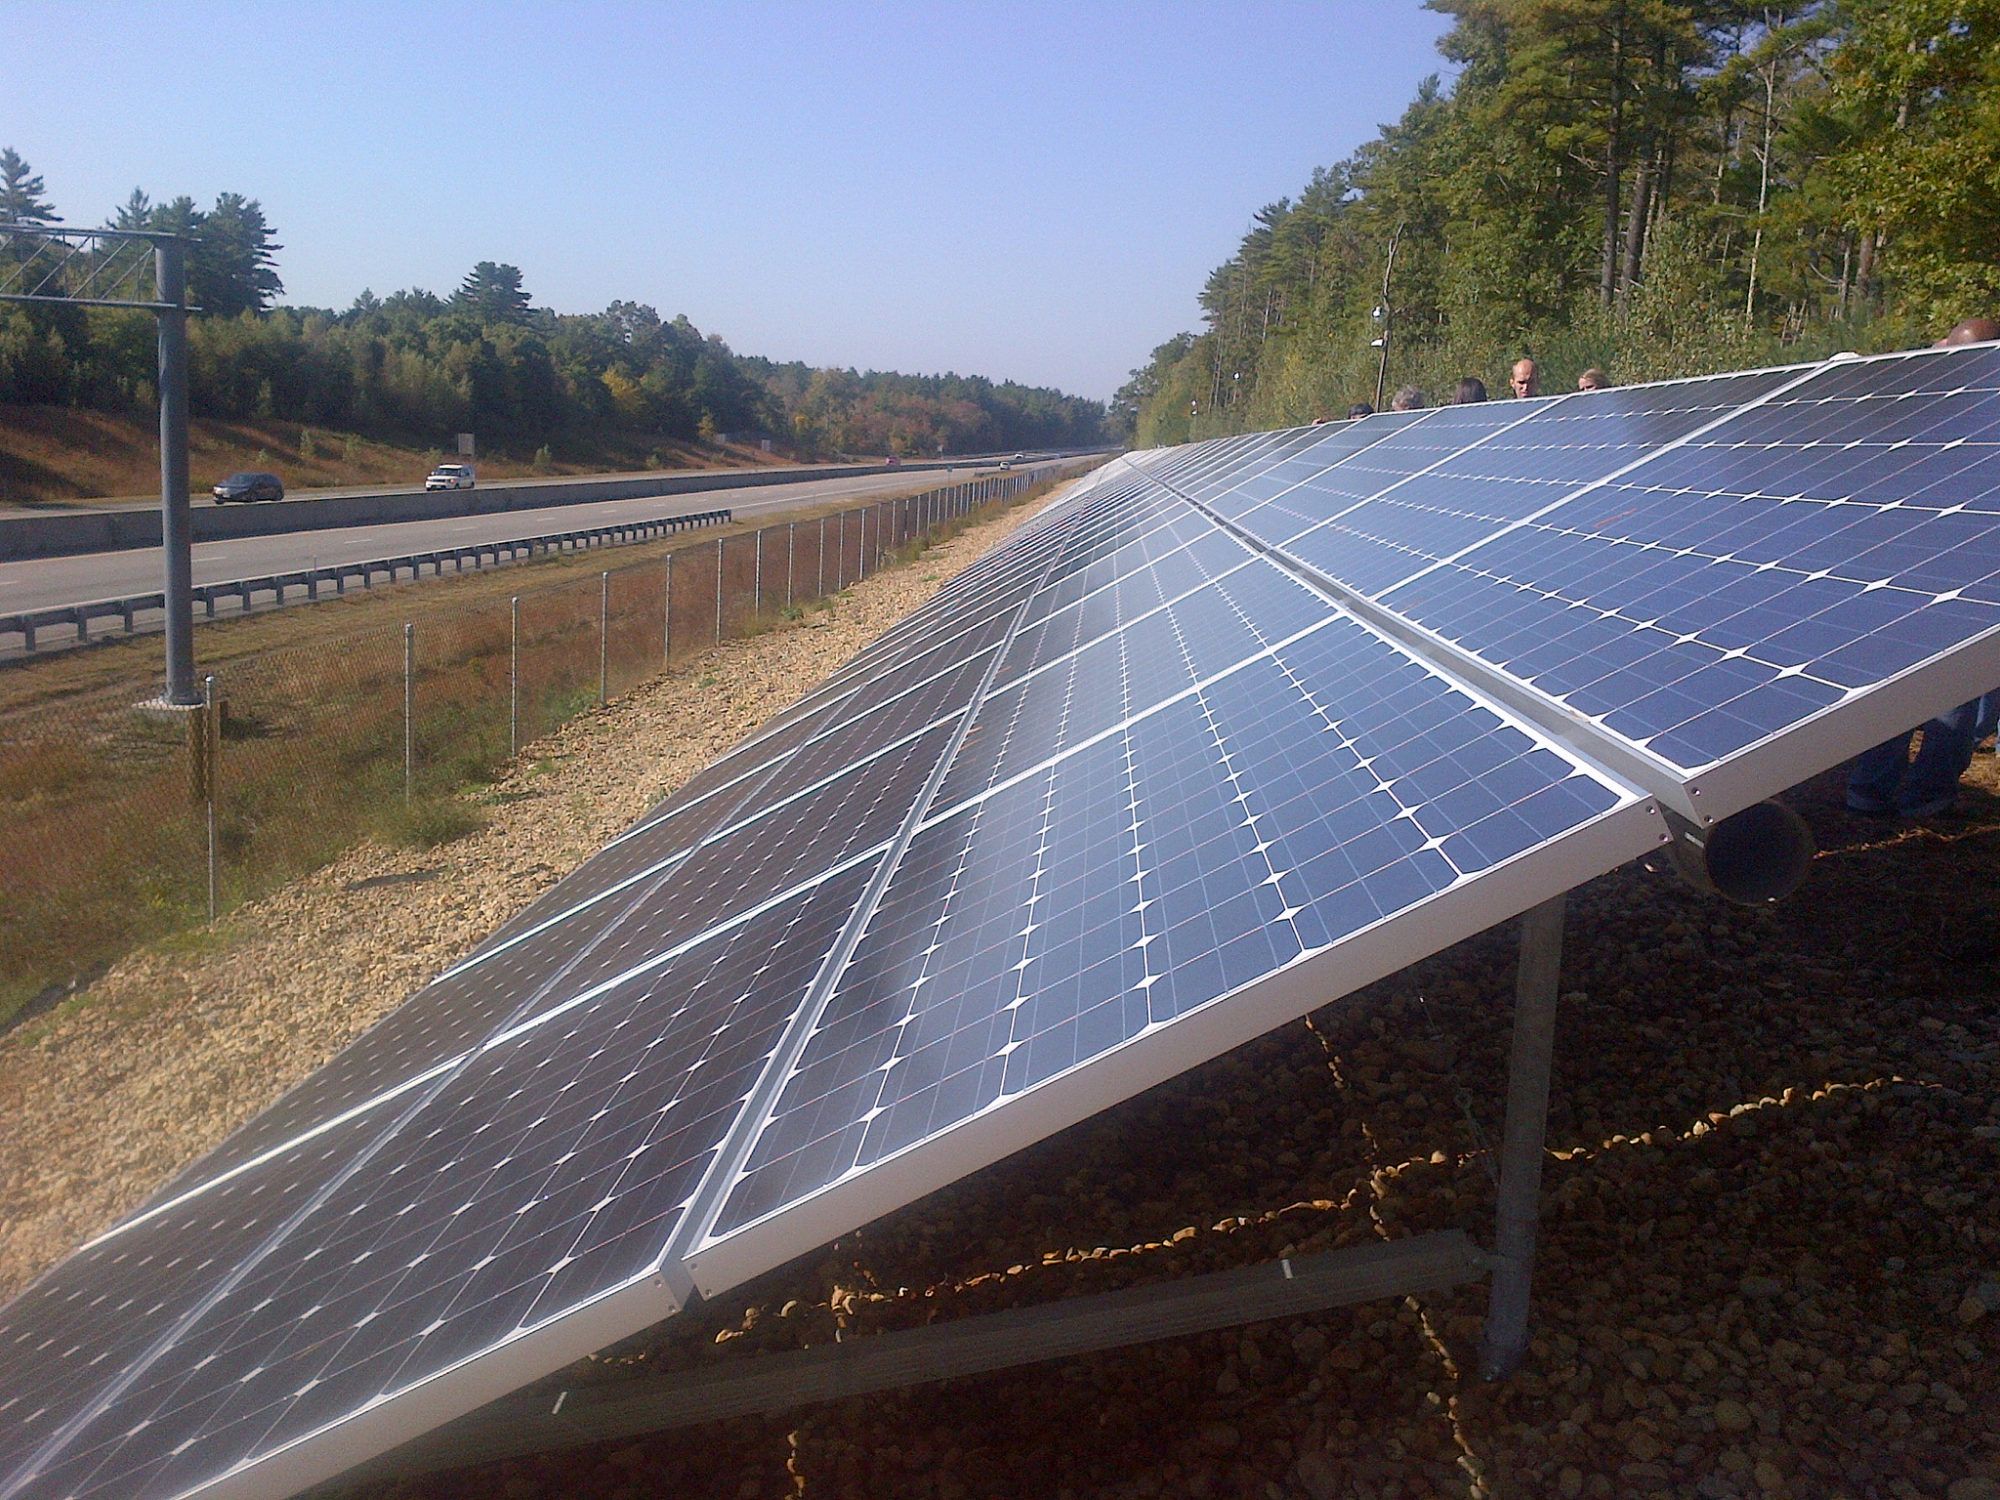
[0,224,179,310]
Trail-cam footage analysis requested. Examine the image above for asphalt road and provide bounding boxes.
[0,462,1061,618]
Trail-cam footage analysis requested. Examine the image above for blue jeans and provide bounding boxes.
[1848,697,1984,814]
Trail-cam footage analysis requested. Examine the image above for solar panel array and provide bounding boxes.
[5,344,2000,1500]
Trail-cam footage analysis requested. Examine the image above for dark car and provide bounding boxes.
[212,471,284,504]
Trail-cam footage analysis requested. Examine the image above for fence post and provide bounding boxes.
[403,621,415,805]
[817,516,825,598]
[599,570,610,706]
[835,511,845,591]
[203,672,219,923]
[714,539,725,643]
[510,595,520,758]
[664,551,674,665]
[786,521,795,608]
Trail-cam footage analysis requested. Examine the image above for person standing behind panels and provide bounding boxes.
[1577,367,1612,391]
[1509,357,1540,398]
[1453,376,1489,403]
[1391,385,1426,411]
[1846,314,2000,816]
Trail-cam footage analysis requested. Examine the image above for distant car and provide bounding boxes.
[883,455,902,468]
[1010,452,1026,463]
[425,463,477,491]
[211,471,284,504]
[997,460,1013,471]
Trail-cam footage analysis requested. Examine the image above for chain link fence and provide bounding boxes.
[0,466,1094,1025]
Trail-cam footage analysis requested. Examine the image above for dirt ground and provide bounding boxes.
[3,481,1997,1500]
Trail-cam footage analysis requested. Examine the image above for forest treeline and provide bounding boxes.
[0,151,1106,460]
[1116,0,2000,445]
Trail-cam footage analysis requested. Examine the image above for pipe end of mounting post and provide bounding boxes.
[1664,800,1815,905]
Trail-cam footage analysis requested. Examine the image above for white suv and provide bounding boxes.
[425,463,476,491]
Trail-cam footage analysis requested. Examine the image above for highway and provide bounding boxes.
[0,461,1066,619]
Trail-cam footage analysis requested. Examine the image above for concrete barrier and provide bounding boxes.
[0,460,971,562]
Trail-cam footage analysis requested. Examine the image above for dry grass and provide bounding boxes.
[0,403,792,507]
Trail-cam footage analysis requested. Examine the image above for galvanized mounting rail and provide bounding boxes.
[338,1230,1488,1486]
[0,507,732,655]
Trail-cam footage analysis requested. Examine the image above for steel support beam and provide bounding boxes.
[353,1231,1487,1486]
[1479,893,1565,1379]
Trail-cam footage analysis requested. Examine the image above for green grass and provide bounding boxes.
[371,794,487,850]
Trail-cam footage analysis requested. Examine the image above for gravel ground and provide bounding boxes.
[5,483,1998,1500]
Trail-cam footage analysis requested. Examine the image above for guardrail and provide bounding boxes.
[0,507,732,655]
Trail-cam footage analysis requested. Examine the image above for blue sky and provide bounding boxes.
[11,1,1452,400]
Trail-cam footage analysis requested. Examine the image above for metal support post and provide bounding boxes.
[402,622,415,804]
[509,596,520,757]
[664,553,674,663]
[598,570,610,705]
[753,528,763,613]
[817,517,825,597]
[156,238,197,705]
[835,511,845,590]
[1480,893,1566,1380]
[786,522,795,608]
[714,539,725,643]
[202,673,219,922]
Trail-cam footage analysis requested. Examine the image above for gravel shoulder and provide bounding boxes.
[5,487,1997,1499]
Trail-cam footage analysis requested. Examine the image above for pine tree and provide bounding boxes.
[454,262,533,324]
[196,193,284,315]
[109,188,154,231]
[0,148,60,224]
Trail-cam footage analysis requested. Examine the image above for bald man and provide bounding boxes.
[1940,317,2000,346]
[1509,358,1539,398]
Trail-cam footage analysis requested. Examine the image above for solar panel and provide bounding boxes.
[6,344,2000,1500]
[1379,349,2000,794]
